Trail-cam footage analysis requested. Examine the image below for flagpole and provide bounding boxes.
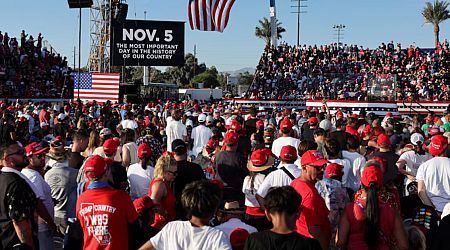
[78,7,81,101]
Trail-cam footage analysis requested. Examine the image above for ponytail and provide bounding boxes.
[141,157,149,170]
[364,183,380,248]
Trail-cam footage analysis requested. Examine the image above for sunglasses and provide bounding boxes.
[168,170,178,176]
[5,148,25,158]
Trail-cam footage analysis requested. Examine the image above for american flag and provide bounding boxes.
[188,0,236,32]
[73,73,120,103]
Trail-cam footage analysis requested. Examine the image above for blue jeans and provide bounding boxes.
[38,229,54,250]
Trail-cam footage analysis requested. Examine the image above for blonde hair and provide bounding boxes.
[154,155,177,178]
[87,130,100,152]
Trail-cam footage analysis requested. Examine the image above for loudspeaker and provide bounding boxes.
[68,0,93,8]
[113,3,128,23]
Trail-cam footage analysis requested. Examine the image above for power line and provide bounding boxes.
[290,0,307,47]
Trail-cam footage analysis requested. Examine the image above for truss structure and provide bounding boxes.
[88,0,112,72]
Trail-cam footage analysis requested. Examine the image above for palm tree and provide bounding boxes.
[422,0,450,46]
[255,17,286,46]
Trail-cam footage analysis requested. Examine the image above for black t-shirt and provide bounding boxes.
[68,150,86,169]
[0,172,38,249]
[245,118,258,137]
[370,151,400,185]
[0,123,15,146]
[244,230,321,250]
[329,130,350,150]
[172,160,205,219]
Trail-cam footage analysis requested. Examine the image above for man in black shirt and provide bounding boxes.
[54,113,70,140]
[330,119,350,150]
[0,113,16,146]
[245,107,258,137]
[171,139,205,219]
[0,143,38,249]
[214,131,248,206]
[244,186,321,250]
[68,129,89,169]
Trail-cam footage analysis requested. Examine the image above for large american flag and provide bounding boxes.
[73,73,120,103]
[188,0,236,32]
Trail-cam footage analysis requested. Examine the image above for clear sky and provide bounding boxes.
[1,0,449,72]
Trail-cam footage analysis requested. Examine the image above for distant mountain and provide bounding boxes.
[223,67,256,76]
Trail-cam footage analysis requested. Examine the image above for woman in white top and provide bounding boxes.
[242,148,274,231]
[122,128,139,169]
[127,143,154,200]
[118,111,138,132]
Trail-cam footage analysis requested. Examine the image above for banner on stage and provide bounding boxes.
[111,20,184,66]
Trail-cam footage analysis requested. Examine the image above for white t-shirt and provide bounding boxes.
[150,220,232,250]
[215,218,257,238]
[242,173,266,208]
[416,157,450,212]
[166,120,187,152]
[21,168,55,232]
[127,163,154,201]
[399,151,433,177]
[191,125,213,157]
[328,158,352,191]
[271,136,300,158]
[120,119,138,130]
[342,150,366,192]
[257,163,300,198]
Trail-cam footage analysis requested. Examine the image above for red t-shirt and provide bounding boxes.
[76,188,138,250]
[291,178,331,239]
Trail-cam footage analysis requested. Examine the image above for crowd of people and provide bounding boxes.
[2,98,450,249]
[247,40,450,101]
[0,30,70,98]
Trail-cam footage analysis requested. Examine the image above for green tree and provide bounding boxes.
[422,0,450,46]
[255,17,286,46]
[237,71,254,86]
[166,53,206,87]
[190,70,219,88]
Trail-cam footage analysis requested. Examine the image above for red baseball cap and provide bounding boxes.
[361,165,384,187]
[206,138,219,149]
[386,112,393,117]
[84,155,108,179]
[279,145,297,161]
[301,150,328,166]
[427,126,442,136]
[336,111,344,119]
[247,149,274,172]
[280,117,293,130]
[351,114,359,119]
[369,156,387,173]
[256,119,265,128]
[377,133,391,148]
[226,120,242,131]
[308,117,319,125]
[133,196,154,214]
[230,228,250,249]
[428,135,448,156]
[103,138,119,155]
[25,142,48,157]
[425,115,433,122]
[137,144,152,158]
[433,116,441,123]
[326,163,344,179]
[224,131,239,145]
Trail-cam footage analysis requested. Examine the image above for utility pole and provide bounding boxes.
[291,0,307,47]
[333,24,346,46]
[73,46,76,69]
[269,0,277,47]
[193,44,196,77]
[143,10,148,85]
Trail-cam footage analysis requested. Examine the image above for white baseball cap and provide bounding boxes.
[198,113,206,123]
[410,133,424,145]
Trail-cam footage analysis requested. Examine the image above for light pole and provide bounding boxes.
[333,24,346,46]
